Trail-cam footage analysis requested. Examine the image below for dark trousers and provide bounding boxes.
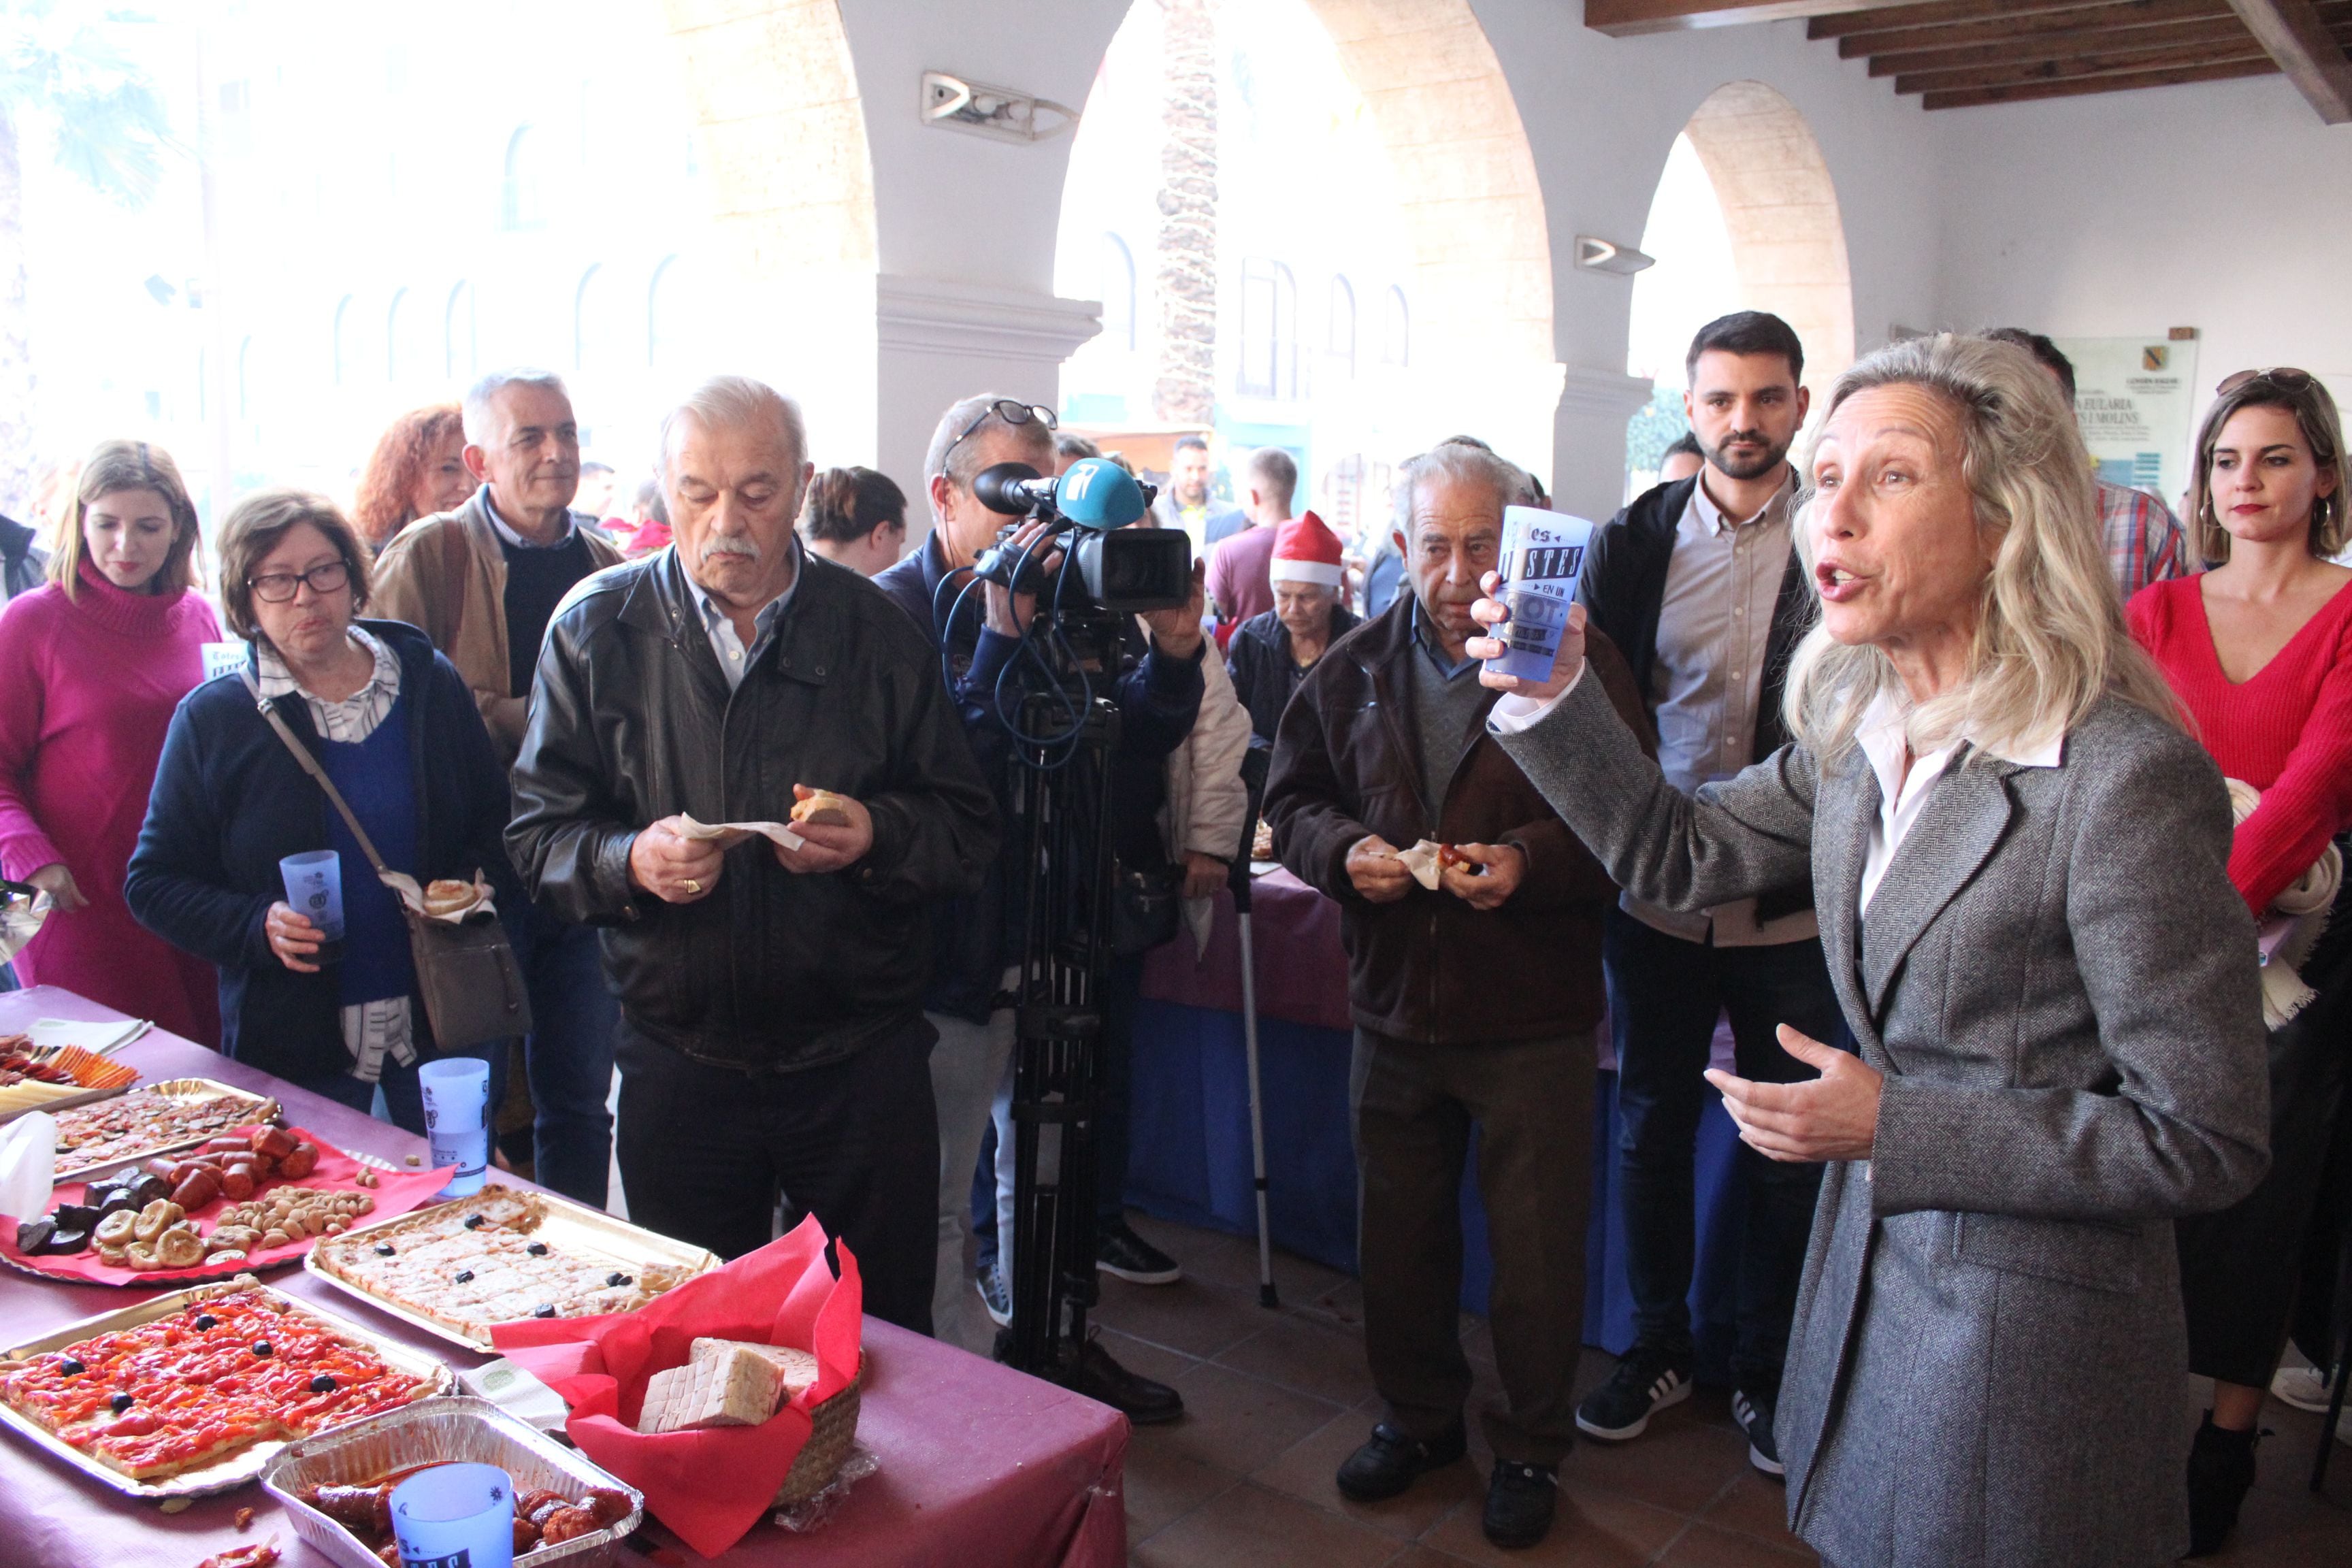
[1352,1026,1595,1467]
[295,1037,507,1140]
[1606,909,1842,1392]
[614,1014,941,1335]
[512,900,619,1208]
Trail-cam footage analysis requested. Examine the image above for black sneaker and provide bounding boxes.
[1732,1387,1783,1477]
[1575,1344,1692,1441]
[1482,1459,1558,1549]
[1335,1421,1467,1501]
[975,1266,1011,1328]
[2185,1414,2261,1557]
[1096,1220,1181,1285]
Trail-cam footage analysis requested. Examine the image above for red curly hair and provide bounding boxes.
[353,404,464,550]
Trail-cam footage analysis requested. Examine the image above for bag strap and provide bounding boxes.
[238,668,393,876]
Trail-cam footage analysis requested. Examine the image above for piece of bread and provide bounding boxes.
[422,879,478,917]
[637,1342,786,1434]
[789,790,853,828]
[691,1337,819,1403]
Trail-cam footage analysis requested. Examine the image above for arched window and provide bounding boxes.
[647,255,686,370]
[1326,275,1356,381]
[574,263,621,377]
[385,288,409,382]
[331,295,357,386]
[444,282,476,380]
[1382,285,1409,368]
[500,126,544,231]
[1099,233,1137,353]
[1238,259,1299,400]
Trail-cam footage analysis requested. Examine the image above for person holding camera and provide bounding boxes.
[1264,442,1650,1550]
[505,376,998,1335]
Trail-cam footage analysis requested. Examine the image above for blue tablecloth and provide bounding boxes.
[1125,998,1752,1382]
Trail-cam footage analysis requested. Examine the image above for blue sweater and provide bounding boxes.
[125,621,520,1083]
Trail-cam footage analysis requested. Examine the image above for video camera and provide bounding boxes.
[967,457,1192,613]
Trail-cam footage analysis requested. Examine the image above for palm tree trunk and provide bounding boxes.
[0,106,35,521]
[1152,0,1218,426]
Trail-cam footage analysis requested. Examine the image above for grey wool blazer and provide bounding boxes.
[1497,673,2269,1568]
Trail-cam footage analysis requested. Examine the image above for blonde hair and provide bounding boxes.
[2185,374,2351,566]
[1784,333,2182,760]
[50,439,204,599]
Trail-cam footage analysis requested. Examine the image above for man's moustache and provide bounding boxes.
[701,538,762,561]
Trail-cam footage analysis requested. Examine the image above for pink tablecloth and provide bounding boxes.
[1139,867,1354,1031]
[0,985,1127,1568]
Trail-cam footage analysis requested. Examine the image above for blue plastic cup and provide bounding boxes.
[389,1463,515,1568]
[1486,506,1595,685]
[277,849,345,965]
[418,1058,491,1198]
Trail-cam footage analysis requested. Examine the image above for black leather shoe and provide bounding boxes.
[1335,1421,1467,1501]
[1071,1335,1184,1425]
[2185,1413,2260,1557]
[1482,1459,1559,1550]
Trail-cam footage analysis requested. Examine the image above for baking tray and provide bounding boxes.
[307,1183,721,1351]
[263,1395,643,1568]
[50,1077,282,1181]
[0,1275,454,1501]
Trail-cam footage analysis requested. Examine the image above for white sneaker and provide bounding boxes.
[2272,1362,2336,1414]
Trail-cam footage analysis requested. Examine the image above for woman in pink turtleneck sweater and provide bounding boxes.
[0,442,222,1044]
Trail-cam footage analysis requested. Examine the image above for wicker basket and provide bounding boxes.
[773,1352,867,1507]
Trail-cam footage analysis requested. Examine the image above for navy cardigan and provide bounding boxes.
[125,620,521,1084]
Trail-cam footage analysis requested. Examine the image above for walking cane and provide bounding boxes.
[1233,747,1279,1308]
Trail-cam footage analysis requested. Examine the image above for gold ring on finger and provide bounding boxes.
[683,877,702,895]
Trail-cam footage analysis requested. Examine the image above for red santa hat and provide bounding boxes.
[1269,510,1344,588]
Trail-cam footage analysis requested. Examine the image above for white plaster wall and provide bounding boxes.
[1925,75,2352,425]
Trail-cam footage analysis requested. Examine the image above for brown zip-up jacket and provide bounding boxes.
[370,490,623,765]
[1264,593,1652,1046]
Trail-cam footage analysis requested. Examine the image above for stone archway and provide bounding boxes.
[1679,80,1855,401]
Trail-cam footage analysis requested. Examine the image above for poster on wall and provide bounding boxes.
[2054,336,2199,508]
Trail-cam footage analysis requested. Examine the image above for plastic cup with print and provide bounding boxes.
[419,1058,491,1199]
[390,1462,516,1568]
[1488,506,1593,684]
[277,850,345,966]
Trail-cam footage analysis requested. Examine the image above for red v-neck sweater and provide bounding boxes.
[2127,574,2352,915]
[0,564,222,1043]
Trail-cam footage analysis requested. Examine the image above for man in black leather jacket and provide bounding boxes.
[506,376,996,1333]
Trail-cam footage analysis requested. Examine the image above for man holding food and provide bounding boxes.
[506,376,998,1334]
[1262,441,1650,1550]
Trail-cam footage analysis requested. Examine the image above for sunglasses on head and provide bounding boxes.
[943,399,1057,470]
[2217,367,2315,396]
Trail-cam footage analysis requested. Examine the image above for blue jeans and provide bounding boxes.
[512,900,619,1207]
[294,1037,506,1139]
[1605,909,1844,1393]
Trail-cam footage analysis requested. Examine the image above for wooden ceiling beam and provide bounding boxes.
[1583,0,1886,37]
[2224,0,2352,118]
[1868,14,2261,71]
[1810,0,2161,40]
[1922,54,2277,103]
[1895,37,2273,89]
[1837,0,2230,57]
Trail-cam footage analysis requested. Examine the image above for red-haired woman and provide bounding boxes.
[353,404,470,555]
[0,441,222,1042]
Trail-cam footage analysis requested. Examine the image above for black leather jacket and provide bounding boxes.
[506,549,999,1073]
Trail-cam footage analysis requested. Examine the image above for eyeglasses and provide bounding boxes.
[943,399,1057,471]
[247,561,351,603]
[2217,367,2315,395]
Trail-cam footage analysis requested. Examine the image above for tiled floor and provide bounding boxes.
[1094,1213,2352,1567]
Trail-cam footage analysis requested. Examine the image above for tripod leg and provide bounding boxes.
[1238,910,1277,1309]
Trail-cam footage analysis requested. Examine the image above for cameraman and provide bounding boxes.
[877,394,1204,1422]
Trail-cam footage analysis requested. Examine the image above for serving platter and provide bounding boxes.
[50,1077,282,1182]
[0,1276,454,1500]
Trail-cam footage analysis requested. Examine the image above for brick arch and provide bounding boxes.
[1679,81,1855,398]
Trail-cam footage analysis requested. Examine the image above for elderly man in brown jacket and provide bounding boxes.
[370,369,623,1207]
[1266,442,1650,1552]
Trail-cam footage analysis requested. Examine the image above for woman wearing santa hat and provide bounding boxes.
[1227,512,1360,746]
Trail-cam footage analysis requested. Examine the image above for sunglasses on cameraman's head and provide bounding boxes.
[2217,367,2315,396]
[943,399,1057,473]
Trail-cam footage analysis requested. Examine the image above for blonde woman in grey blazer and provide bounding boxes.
[1469,334,2270,1568]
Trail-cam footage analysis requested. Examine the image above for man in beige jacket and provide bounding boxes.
[371,369,623,1207]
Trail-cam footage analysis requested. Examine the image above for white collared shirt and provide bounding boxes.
[687,536,803,689]
[1852,693,2063,913]
[479,486,576,551]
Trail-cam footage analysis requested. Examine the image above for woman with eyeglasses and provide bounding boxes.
[125,490,520,1132]
[0,440,223,1043]
[2127,368,2352,1555]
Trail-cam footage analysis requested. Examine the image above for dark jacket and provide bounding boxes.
[1576,474,1815,920]
[1226,604,1359,746]
[1264,595,1652,1045]
[124,621,521,1084]
[505,549,999,1072]
[0,515,45,602]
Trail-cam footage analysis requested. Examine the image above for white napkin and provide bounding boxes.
[376,870,498,924]
[677,813,806,854]
[26,1017,150,1056]
[0,1109,57,1223]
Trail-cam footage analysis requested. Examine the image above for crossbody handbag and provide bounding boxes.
[241,672,533,1049]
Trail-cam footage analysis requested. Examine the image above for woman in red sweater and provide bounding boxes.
[2127,369,2352,1554]
[0,442,222,1044]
